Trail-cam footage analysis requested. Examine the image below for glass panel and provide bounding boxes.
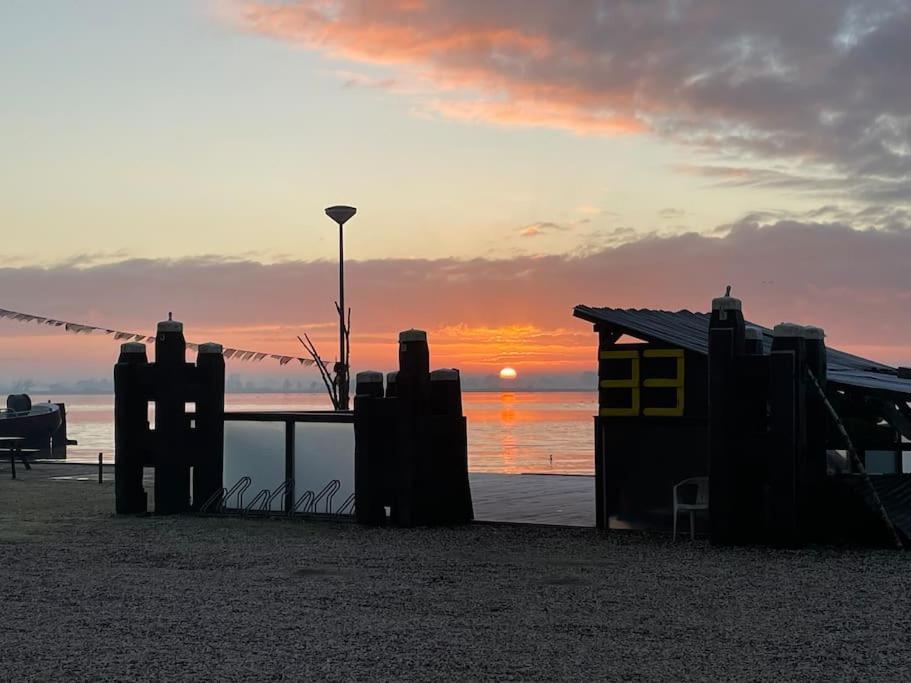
[865,450,897,475]
[294,422,355,514]
[223,421,286,511]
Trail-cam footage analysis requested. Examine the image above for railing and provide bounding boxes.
[215,410,355,518]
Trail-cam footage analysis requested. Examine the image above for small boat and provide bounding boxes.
[0,394,62,441]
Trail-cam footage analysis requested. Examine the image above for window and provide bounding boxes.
[599,348,684,417]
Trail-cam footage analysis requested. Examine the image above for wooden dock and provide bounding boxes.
[11,463,596,527]
[469,473,595,526]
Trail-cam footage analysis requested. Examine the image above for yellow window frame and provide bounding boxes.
[598,349,640,416]
[641,349,685,416]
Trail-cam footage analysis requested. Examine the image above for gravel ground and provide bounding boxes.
[1,466,910,681]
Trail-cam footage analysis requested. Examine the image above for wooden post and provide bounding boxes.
[154,318,190,514]
[744,325,764,356]
[98,452,103,484]
[194,343,225,512]
[769,323,807,547]
[801,325,826,538]
[394,330,431,526]
[429,368,473,524]
[385,372,398,398]
[355,371,384,398]
[114,342,149,514]
[354,394,390,525]
[708,291,745,545]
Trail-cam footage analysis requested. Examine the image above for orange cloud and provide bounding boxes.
[3,217,911,382]
[232,0,911,205]
[237,0,643,136]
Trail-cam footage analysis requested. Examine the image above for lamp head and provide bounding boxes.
[325,205,357,225]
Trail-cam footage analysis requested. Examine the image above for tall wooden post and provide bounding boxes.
[114,342,149,514]
[802,325,827,538]
[394,329,431,526]
[769,323,807,546]
[154,318,190,514]
[708,291,745,545]
[193,342,225,512]
[354,371,389,525]
[430,368,473,524]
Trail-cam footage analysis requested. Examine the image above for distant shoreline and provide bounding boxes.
[25,387,595,396]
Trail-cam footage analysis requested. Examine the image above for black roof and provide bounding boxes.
[574,305,911,397]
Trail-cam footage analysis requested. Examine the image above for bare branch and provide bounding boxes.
[298,334,339,409]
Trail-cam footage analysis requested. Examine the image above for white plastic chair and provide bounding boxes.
[673,476,709,541]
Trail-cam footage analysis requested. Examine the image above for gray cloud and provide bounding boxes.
[242,0,911,206]
[3,213,911,364]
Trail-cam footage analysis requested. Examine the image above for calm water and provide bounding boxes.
[32,391,596,475]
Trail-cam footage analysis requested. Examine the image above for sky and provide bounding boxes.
[1,0,910,385]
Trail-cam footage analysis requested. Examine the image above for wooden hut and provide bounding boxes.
[574,305,911,544]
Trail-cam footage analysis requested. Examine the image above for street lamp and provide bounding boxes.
[325,205,357,410]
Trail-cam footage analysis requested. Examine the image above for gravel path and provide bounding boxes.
[1,466,909,681]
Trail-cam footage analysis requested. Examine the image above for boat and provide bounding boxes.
[0,394,63,442]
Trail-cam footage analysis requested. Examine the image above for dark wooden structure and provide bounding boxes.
[114,319,225,515]
[575,303,911,546]
[353,330,473,527]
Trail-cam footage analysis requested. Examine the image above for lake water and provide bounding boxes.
[32,391,597,475]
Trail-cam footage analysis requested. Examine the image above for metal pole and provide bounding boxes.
[338,221,348,410]
[98,452,103,484]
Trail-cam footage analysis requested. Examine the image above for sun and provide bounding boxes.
[499,367,518,380]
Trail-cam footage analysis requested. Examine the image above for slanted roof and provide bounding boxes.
[574,305,911,397]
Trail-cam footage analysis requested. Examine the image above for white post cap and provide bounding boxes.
[157,320,183,333]
[198,342,223,354]
[801,326,825,340]
[711,296,742,312]
[356,371,383,383]
[399,329,427,343]
[120,342,146,354]
[430,368,460,381]
[773,322,804,338]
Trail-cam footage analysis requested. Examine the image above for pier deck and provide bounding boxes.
[470,473,594,526]
[23,463,596,526]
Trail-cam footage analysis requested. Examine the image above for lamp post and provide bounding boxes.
[325,205,357,410]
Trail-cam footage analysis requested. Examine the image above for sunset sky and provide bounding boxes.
[2,0,910,384]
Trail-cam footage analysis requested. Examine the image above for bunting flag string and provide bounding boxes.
[0,306,317,368]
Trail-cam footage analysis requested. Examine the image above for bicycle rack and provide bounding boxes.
[310,479,341,514]
[199,487,227,514]
[336,492,356,516]
[267,479,294,514]
[292,490,315,513]
[243,489,271,515]
[222,476,252,512]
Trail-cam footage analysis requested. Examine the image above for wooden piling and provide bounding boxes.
[114,342,149,514]
[768,323,807,546]
[355,371,384,398]
[708,291,745,545]
[193,343,225,512]
[153,319,191,514]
